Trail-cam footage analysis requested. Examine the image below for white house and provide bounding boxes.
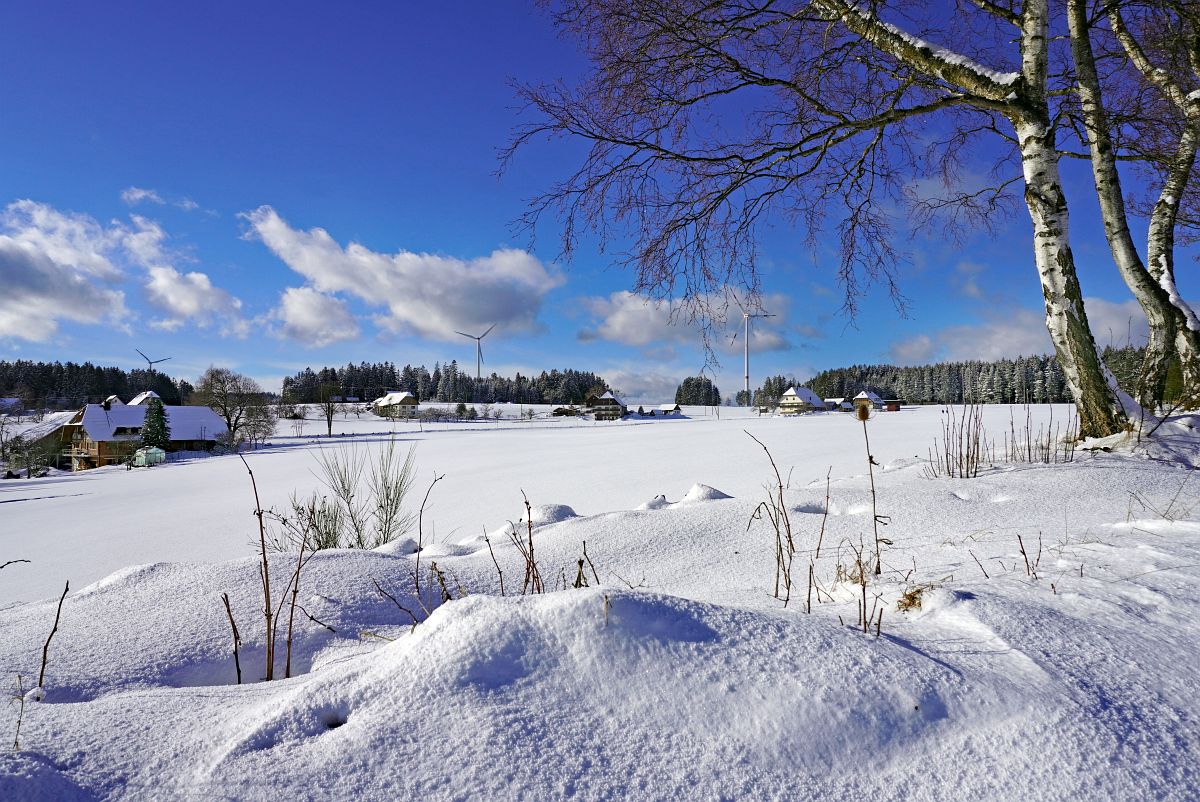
[779,386,825,414]
[372,390,419,416]
[128,390,162,406]
[853,390,885,411]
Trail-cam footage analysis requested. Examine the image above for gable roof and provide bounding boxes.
[73,404,227,442]
[854,390,884,403]
[128,391,162,405]
[373,391,417,406]
[590,390,626,406]
[781,386,824,407]
[104,395,125,406]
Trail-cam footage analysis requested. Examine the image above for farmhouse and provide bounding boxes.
[585,391,627,421]
[657,403,682,416]
[128,390,162,405]
[853,390,885,412]
[32,403,227,471]
[372,390,419,417]
[778,386,824,415]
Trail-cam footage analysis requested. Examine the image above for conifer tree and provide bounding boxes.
[141,398,171,450]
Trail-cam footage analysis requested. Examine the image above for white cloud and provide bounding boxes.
[242,205,564,340]
[578,290,793,357]
[145,266,247,335]
[888,297,1151,366]
[953,261,987,300]
[175,198,200,212]
[0,238,128,341]
[0,201,129,341]
[0,200,244,341]
[121,187,165,206]
[600,369,684,404]
[1082,298,1149,349]
[271,286,360,347]
[889,334,935,363]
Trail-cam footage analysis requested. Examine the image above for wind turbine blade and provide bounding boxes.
[481,323,496,338]
[136,348,149,361]
[454,331,473,339]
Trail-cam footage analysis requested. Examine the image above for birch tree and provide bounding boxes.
[508,0,1128,437]
[1101,1,1200,405]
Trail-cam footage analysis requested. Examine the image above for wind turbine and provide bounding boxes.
[454,324,496,381]
[732,310,775,405]
[136,348,171,373]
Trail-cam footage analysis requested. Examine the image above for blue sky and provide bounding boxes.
[1,1,1191,401]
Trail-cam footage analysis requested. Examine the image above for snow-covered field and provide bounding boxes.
[2,405,1199,800]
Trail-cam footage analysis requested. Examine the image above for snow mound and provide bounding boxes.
[200,589,963,794]
[678,483,732,503]
[527,503,578,525]
[636,494,671,510]
[0,754,93,802]
[374,537,419,556]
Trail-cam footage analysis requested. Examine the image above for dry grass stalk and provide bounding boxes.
[745,431,797,606]
[857,406,890,575]
[221,592,243,685]
[238,453,274,680]
[507,491,546,594]
[38,580,68,689]
[816,468,832,559]
[413,471,446,602]
[10,675,28,751]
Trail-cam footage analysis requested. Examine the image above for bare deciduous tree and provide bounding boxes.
[506,0,1130,437]
[194,366,264,445]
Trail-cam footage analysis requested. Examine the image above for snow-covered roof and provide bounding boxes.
[592,391,625,406]
[781,387,824,407]
[657,403,681,411]
[128,391,161,405]
[854,390,884,403]
[373,391,417,406]
[104,395,125,406]
[19,411,75,443]
[74,404,227,442]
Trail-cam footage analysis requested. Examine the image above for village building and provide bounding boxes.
[778,387,824,415]
[128,390,162,406]
[372,390,419,417]
[853,390,885,412]
[824,397,854,412]
[585,391,627,421]
[29,402,227,471]
[657,403,682,416]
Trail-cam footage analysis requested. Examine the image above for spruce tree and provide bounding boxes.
[141,398,171,450]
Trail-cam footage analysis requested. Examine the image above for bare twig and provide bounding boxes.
[221,592,243,685]
[372,577,420,631]
[969,550,990,579]
[0,560,31,572]
[414,472,446,603]
[295,604,336,633]
[483,532,506,596]
[38,581,68,689]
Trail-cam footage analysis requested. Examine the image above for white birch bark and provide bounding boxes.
[1066,0,1199,406]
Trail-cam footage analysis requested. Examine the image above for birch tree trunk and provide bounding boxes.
[1066,0,1197,408]
[1147,123,1200,398]
[1008,0,1125,437]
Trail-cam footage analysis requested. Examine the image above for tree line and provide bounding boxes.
[774,346,1165,407]
[0,360,194,409]
[281,362,611,405]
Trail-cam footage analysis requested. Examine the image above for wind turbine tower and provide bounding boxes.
[740,310,775,405]
[455,324,496,381]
